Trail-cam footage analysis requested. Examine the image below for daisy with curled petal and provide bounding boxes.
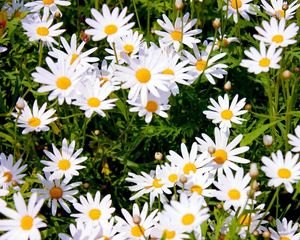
[48,33,99,67]
[167,142,213,177]
[240,41,282,74]
[203,94,247,132]
[85,4,134,43]
[41,138,87,180]
[261,0,300,20]
[0,153,27,190]
[223,0,257,23]
[269,218,300,240]
[25,0,71,16]
[71,191,115,227]
[72,73,117,118]
[196,127,250,175]
[183,43,228,85]
[32,56,88,105]
[288,125,300,152]
[159,163,181,186]
[32,173,80,216]
[261,150,300,193]
[254,17,299,48]
[155,13,201,51]
[0,192,46,240]
[11,100,57,134]
[21,12,65,46]
[115,202,159,240]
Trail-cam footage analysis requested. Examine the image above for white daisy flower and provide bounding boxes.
[32,56,88,105]
[203,94,247,132]
[156,163,181,187]
[183,43,228,85]
[0,192,46,240]
[240,41,282,74]
[41,138,87,180]
[25,0,71,16]
[155,13,201,51]
[207,32,239,50]
[223,0,257,23]
[22,12,65,46]
[11,99,57,134]
[72,74,117,118]
[48,33,99,67]
[2,0,28,19]
[32,173,80,216]
[288,125,300,152]
[261,150,300,193]
[85,4,134,43]
[254,17,299,48]
[269,218,300,240]
[115,202,158,240]
[94,60,121,90]
[98,218,125,240]
[261,0,300,20]
[196,127,250,174]
[0,153,27,190]
[71,191,115,227]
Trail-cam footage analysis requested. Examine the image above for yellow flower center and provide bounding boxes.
[272,34,284,43]
[221,109,233,120]
[275,10,285,19]
[123,44,134,54]
[170,30,182,41]
[277,168,291,179]
[87,97,101,108]
[196,60,207,71]
[183,163,197,175]
[56,76,71,90]
[102,237,110,240]
[88,208,102,220]
[190,185,203,195]
[28,117,41,127]
[168,173,178,183]
[228,189,241,200]
[3,171,13,182]
[231,0,242,9]
[259,58,271,67]
[162,69,175,75]
[145,100,158,112]
[213,149,228,164]
[49,186,63,199]
[36,27,49,36]
[20,215,33,230]
[58,159,71,170]
[70,53,79,64]
[43,0,54,5]
[239,214,252,226]
[163,229,176,239]
[131,225,145,237]
[152,178,164,188]
[135,68,151,83]
[104,24,118,35]
[280,237,290,240]
[181,213,195,225]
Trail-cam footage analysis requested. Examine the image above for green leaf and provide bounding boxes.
[0,132,15,144]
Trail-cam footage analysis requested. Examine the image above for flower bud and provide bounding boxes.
[175,0,184,10]
[180,175,187,184]
[12,180,18,187]
[83,182,90,189]
[263,135,273,147]
[244,103,252,111]
[282,70,291,80]
[216,203,223,209]
[54,11,62,18]
[16,97,25,110]
[253,230,259,237]
[224,81,232,91]
[94,130,100,136]
[249,163,259,179]
[251,180,260,191]
[294,67,300,73]
[282,2,288,10]
[155,152,163,161]
[267,215,273,222]
[262,231,271,239]
[212,18,221,29]
[208,146,216,154]
[133,215,141,225]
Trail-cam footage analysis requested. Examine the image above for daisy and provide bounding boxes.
[207,32,239,50]
[41,138,87,180]
[98,218,125,240]
[32,173,80,216]
[288,125,300,152]
[32,56,88,105]
[72,73,117,118]
[85,4,134,43]
[183,43,228,85]
[203,94,247,132]
[261,150,300,193]
[25,0,71,16]
[115,202,159,240]
[2,0,28,19]
[0,153,27,189]
[128,92,170,123]
[94,60,121,90]
[261,0,300,20]
[254,17,299,48]
[159,163,181,187]
[0,192,46,240]
[11,100,57,134]
[196,127,250,174]
[48,33,99,67]
[223,0,257,23]
[155,13,201,51]
[269,218,300,240]
[22,12,65,46]
[71,191,115,226]
[240,41,282,74]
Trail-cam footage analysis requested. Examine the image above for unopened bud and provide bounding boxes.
[294,67,300,73]
[16,98,25,110]
[249,163,259,179]
[180,175,187,184]
[216,203,223,209]
[94,130,100,136]
[263,135,273,147]
[253,230,259,237]
[83,182,90,189]
[248,188,255,198]
[12,180,18,187]
[208,146,216,154]
[244,103,252,111]
[282,2,288,10]
[54,11,62,18]
[262,231,271,239]
[282,70,291,79]
[267,215,273,222]
[155,152,163,161]
[224,81,232,91]
[81,31,90,43]
[175,0,184,10]
[212,18,221,29]
[133,215,141,225]
[251,180,260,191]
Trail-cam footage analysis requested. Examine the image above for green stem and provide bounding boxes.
[38,41,43,66]
[132,0,142,31]
[112,42,119,64]
[146,0,150,41]
[13,110,21,159]
[95,0,98,10]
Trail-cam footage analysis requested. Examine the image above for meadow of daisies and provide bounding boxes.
[1,0,300,239]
